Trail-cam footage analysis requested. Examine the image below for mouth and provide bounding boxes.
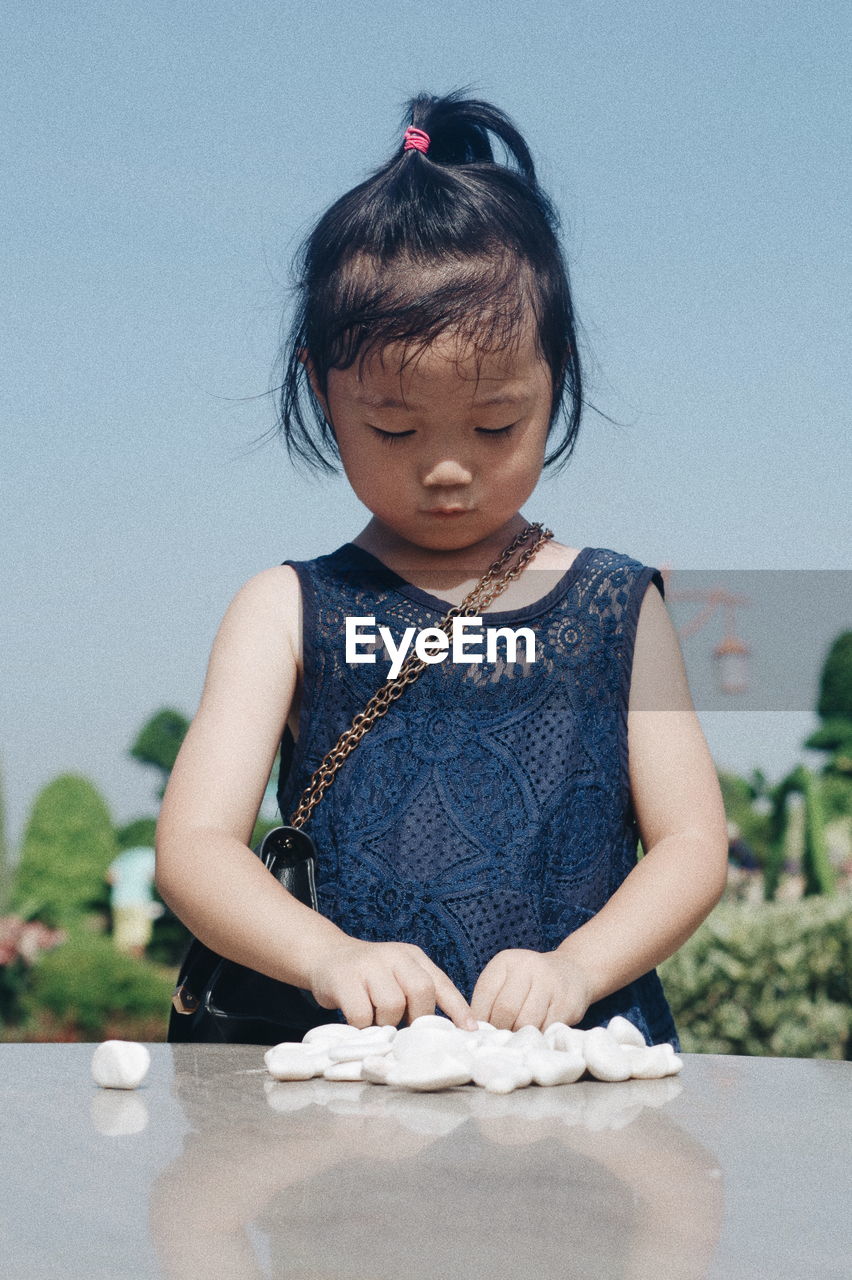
[421,508,472,517]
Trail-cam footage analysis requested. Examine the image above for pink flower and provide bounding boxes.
[0,915,66,967]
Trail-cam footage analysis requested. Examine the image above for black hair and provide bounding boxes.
[274,89,583,475]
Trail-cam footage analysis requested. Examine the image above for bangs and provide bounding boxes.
[309,250,540,387]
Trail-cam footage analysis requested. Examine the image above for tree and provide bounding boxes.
[0,755,10,911]
[805,632,852,777]
[717,769,772,867]
[129,708,190,800]
[116,818,158,850]
[11,775,116,928]
[761,631,852,900]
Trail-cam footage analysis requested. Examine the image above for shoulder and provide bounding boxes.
[238,563,303,607]
[541,541,657,577]
[227,563,302,621]
[630,571,692,713]
[213,564,304,666]
[534,539,585,571]
[575,546,666,604]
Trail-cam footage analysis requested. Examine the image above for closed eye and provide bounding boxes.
[369,427,415,444]
[476,422,519,438]
[368,422,519,443]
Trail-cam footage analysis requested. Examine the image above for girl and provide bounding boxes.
[155,91,728,1049]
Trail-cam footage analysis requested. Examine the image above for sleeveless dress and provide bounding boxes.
[276,542,680,1050]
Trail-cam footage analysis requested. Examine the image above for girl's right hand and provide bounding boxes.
[306,937,478,1031]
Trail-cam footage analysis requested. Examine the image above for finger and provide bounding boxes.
[542,995,562,1032]
[421,962,476,1030]
[364,971,408,1029]
[338,983,377,1030]
[469,956,510,1024]
[465,957,511,1024]
[395,961,440,1025]
[557,990,590,1028]
[512,983,553,1032]
[489,970,534,1031]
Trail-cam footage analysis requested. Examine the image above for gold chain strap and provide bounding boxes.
[288,522,554,828]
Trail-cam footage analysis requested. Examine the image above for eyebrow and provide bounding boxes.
[353,391,529,410]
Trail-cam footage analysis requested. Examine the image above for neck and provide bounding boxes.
[352,514,533,586]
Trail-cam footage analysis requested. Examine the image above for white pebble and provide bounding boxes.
[361,1054,394,1084]
[359,1024,397,1041]
[469,1039,527,1065]
[472,1058,533,1094]
[327,1038,395,1063]
[393,1026,470,1059]
[91,1040,151,1090]
[623,1044,683,1078]
[303,1022,395,1047]
[265,1044,326,1080]
[302,1022,363,1045]
[582,1027,632,1082]
[387,1052,472,1092]
[606,1016,648,1048]
[543,1022,586,1054]
[409,1014,456,1031]
[486,1028,516,1047]
[526,1048,586,1087]
[511,1025,546,1051]
[323,1060,365,1081]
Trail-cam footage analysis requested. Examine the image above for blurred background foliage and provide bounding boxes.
[660,891,851,1058]
[0,706,279,1042]
[1,631,850,1051]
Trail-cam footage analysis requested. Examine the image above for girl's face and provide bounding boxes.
[310,323,554,556]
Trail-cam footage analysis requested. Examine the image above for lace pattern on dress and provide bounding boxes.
[276,543,677,1048]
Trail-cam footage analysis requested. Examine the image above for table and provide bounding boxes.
[1,1045,849,1278]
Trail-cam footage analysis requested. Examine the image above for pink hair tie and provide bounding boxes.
[403,126,430,155]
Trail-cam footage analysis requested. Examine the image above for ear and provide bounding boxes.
[298,347,332,420]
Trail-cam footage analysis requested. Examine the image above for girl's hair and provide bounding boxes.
[275,89,583,475]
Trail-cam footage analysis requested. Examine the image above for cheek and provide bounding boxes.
[338,440,402,502]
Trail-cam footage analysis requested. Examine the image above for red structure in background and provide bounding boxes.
[659,566,751,694]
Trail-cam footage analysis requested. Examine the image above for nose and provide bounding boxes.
[421,456,473,488]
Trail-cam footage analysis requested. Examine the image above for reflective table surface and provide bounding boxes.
[1,1045,849,1278]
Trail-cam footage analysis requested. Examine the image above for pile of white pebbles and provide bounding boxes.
[264,1015,683,1095]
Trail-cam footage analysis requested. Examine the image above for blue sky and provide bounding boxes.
[2,1,850,850]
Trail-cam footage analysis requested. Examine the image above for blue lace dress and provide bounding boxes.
[276,542,680,1049]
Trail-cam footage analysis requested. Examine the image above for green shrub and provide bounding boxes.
[0,916,65,1026]
[23,931,174,1039]
[116,817,158,849]
[12,775,116,928]
[146,902,192,967]
[660,891,852,1058]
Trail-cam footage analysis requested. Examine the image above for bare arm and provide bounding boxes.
[155,566,346,987]
[155,566,475,1029]
[471,577,729,1029]
[554,578,729,1000]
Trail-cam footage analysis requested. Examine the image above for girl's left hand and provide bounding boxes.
[469,949,594,1031]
